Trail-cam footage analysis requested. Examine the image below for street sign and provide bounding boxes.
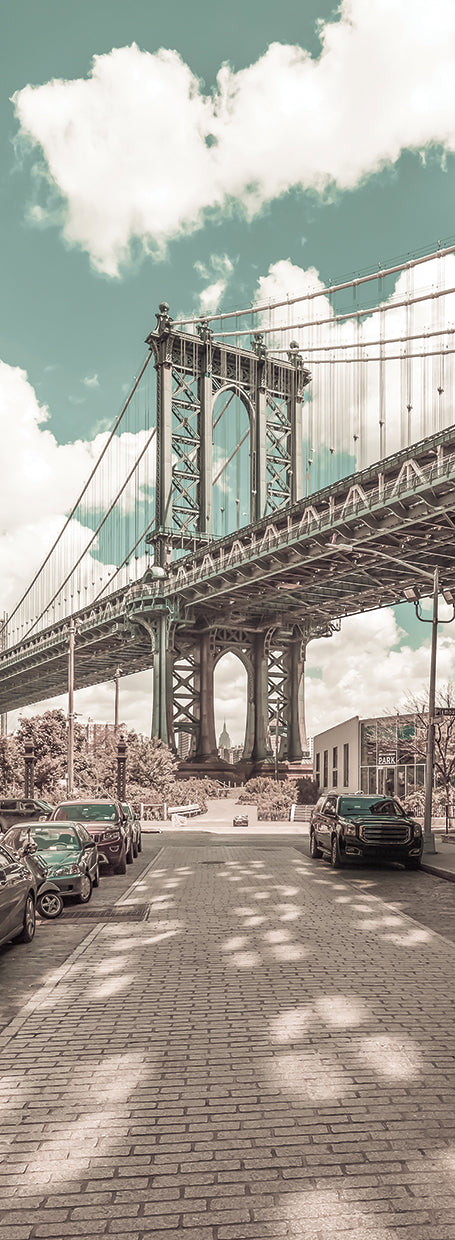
[378,753,396,766]
[435,708,455,717]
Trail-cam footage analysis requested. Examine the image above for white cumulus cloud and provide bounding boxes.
[12,0,455,274]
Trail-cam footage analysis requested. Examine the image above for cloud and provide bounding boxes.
[12,1,455,273]
[82,373,99,388]
[306,610,455,737]
[255,252,455,475]
[0,360,155,635]
[194,254,235,315]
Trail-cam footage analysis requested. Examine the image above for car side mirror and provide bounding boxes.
[21,842,37,856]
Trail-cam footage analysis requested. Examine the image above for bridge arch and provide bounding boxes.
[212,385,255,538]
[214,646,254,761]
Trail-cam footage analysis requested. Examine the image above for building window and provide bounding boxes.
[323,749,328,787]
[315,752,320,788]
[343,742,349,787]
[332,746,338,788]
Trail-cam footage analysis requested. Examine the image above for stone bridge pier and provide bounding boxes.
[151,617,310,781]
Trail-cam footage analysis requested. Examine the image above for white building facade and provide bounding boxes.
[313,714,426,801]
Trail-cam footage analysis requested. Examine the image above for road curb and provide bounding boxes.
[421,860,455,883]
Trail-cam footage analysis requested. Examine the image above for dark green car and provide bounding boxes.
[2,822,100,903]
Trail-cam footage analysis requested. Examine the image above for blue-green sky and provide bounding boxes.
[2,0,455,739]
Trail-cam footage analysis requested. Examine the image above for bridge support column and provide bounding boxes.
[284,635,307,762]
[254,348,268,522]
[198,327,213,537]
[151,611,172,746]
[194,631,218,762]
[252,632,272,762]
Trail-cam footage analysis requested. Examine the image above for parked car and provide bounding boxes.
[0,798,54,833]
[3,822,99,904]
[50,800,133,873]
[310,793,423,869]
[2,830,64,919]
[0,839,37,947]
[121,803,142,856]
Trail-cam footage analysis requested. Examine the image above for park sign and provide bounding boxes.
[378,753,396,766]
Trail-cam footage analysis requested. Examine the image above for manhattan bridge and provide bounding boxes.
[2,243,455,777]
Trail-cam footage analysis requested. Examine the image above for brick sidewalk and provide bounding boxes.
[1,844,455,1239]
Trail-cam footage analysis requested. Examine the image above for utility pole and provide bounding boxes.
[67,618,75,796]
[0,612,7,736]
[423,568,438,852]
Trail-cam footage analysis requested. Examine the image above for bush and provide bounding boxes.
[257,794,294,821]
[238,777,298,805]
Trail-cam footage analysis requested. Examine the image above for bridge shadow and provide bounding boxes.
[1,846,454,1237]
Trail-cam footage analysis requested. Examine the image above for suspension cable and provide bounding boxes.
[210,283,455,343]
[171,244,455,328]
[21,427,156,641]
[0,352,153,639]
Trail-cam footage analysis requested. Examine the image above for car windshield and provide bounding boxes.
[32,828,79,850]
[54,804,118,822]
[339,797,406,819]
[2,827,28,851]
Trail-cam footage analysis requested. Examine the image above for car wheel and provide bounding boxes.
[137,834,142,853]
[16,893,36,942]
[330,835,343,868]
[126,841,134,864]
[93,865,100,888]
[310,830,322,859]
[78,872,93,904]
[114,851,127,875]
[37,890,64,919]
[405,858,421,870]
[133,839,138,858]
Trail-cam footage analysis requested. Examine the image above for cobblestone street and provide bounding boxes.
[2,837,455,1240]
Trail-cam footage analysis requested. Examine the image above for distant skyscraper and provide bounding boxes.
[218,720,231,758]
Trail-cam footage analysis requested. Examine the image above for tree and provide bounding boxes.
[401,684,455,827]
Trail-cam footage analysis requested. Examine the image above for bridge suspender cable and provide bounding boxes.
[0,352,153,641]
[20,425,156,642]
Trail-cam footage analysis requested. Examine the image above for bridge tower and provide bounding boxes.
[145,304,312,776]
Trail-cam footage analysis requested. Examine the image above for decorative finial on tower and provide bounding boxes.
[196,318,214,344]
[251,332,268,360]
[156,302,173,334]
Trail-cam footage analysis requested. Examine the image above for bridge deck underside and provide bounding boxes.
[1,426,455,713]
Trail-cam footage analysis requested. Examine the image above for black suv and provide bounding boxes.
[310,793,423,870]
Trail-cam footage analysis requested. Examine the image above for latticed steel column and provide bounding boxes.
[284,632,308,762]
[289,344,310,504]
[154,304,174,568]
[151,609,173,746]
[253,335,268,522]
[197,323,213,537]
[251,631,272,761]
[194,630,218,761]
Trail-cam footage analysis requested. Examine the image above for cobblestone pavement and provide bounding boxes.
[2,841,455,1240]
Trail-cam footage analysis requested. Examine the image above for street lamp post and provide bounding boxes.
[114,667,122,733]
[327,542,455,853]
[422,568,438,851]
[67,618,75,796]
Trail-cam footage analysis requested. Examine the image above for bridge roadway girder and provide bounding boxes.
[1,424,455,715]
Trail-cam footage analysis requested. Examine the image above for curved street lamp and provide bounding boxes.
[326,543,455,853]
